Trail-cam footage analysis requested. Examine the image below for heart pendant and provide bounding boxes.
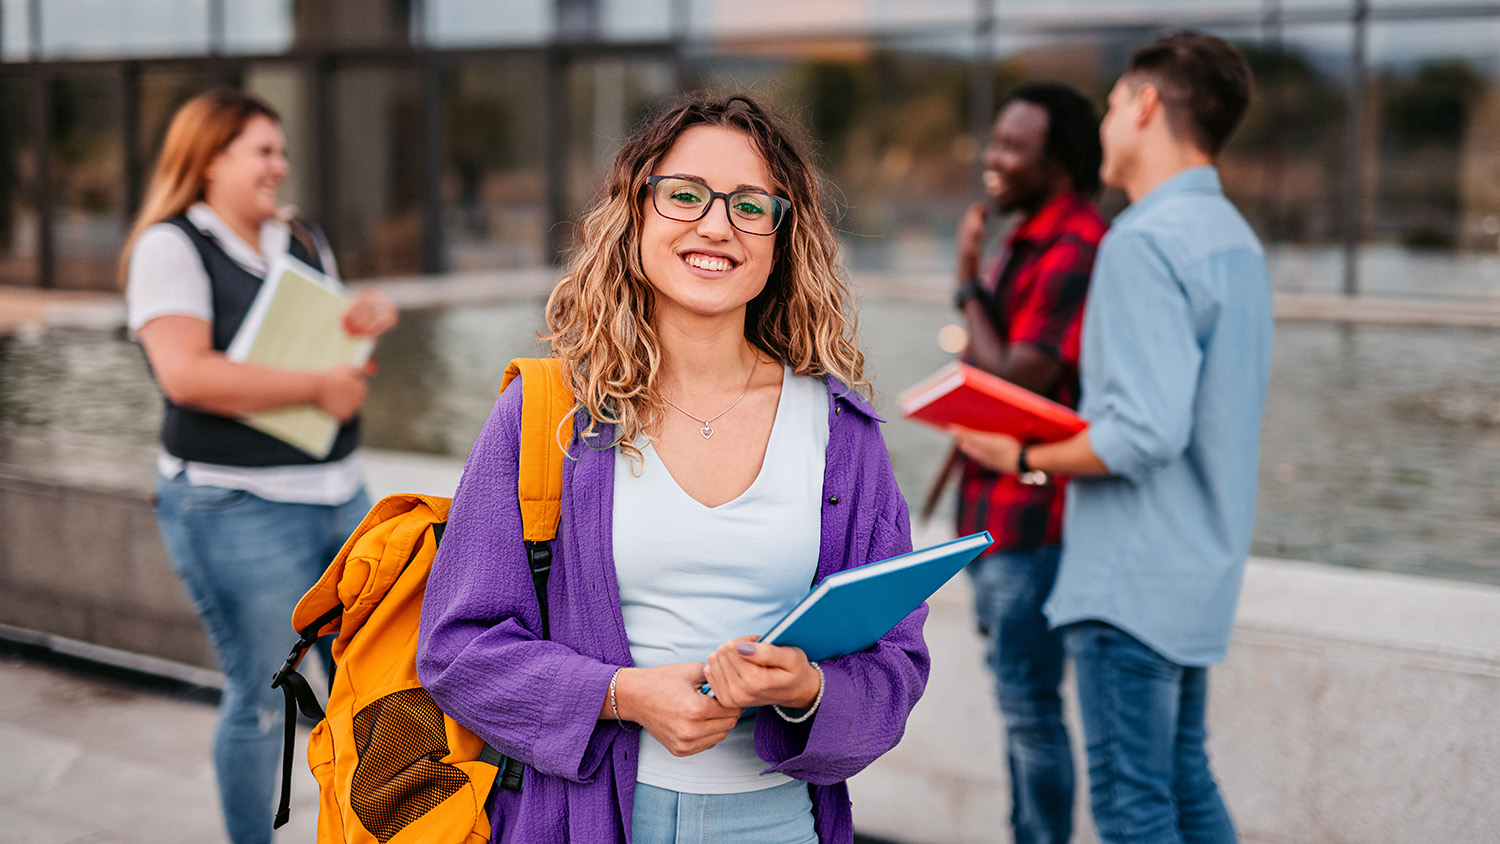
[700,426,714,439]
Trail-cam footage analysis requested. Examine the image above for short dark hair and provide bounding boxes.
[1005,82,1103,197]
[1127,31,1253,156]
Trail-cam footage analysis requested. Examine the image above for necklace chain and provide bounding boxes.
[661,355,761,440]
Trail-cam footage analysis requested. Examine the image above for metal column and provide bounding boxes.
[971,0,996,158]
[33,71,53,289]
[1341,0,1369,297]
[542,46,568,266]
[419,53,445,275]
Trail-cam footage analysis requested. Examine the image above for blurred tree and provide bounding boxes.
[794,61,872,164]
[1382,60,1485,152]
[0,82,20,253]
[1226,44,1347,243]
[1378,59,1486,250]
[1235,45,1345,157]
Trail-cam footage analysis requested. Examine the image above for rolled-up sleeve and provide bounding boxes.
[415,382,618,783]
[1082,231,1203,482]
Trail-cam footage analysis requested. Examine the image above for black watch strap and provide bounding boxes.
[953,277,986,309]
[1017,446,1049,486]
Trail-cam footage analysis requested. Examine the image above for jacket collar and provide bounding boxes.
[186,201,290,276]
[1117,166,1222,227]
[824,374,884,424]
[1009,191,1093,246]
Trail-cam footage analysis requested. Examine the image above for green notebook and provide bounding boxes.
[225,254,373,458]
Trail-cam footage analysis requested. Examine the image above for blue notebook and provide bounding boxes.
[762,531,993,663]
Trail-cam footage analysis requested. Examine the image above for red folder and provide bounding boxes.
[898,361,1087,443]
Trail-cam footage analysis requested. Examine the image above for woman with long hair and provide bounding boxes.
[122,87,397,844]
[417,93,928,843]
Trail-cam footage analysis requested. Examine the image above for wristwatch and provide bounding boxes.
[1017,445,1049,486]
[953,277,986,309]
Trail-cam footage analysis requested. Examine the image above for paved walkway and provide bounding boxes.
[0,651,320,844]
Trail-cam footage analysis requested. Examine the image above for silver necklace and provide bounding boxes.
[661,355,761,439]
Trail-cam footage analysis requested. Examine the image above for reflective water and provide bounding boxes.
[2,294,1497,586]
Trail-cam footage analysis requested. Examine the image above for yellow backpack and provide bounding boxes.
[271,357,574,843]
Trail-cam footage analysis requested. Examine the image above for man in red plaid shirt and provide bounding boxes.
[948,82,1106,844]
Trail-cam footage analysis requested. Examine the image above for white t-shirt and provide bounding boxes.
[125,202,364,505]
[612,366,829,794]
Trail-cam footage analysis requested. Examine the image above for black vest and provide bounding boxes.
[155,215,361,466]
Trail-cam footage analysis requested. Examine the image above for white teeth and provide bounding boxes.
[684,253,733,272]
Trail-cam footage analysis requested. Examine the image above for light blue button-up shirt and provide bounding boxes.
[1044,166,1273,666]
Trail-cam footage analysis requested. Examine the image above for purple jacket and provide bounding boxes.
[416,373,929,843]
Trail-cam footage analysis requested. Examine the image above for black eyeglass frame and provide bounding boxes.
[643,175,792,236]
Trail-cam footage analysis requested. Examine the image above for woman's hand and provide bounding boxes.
[951,426,1022,475]
[609,663,744,757]
[315,364,370,422]
[341,289,399,338]
[704,636,820,711]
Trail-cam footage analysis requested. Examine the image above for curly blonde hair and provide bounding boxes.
[544,93,867,464]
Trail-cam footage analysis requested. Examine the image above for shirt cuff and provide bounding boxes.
[1086,418,1150,481]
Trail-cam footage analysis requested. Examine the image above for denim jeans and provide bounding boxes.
[154,472,370,844]
[1063,621,1237,844]
[631,781,818,844]
[965,546,1074,844]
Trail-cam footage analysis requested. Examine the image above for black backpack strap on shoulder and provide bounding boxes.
[524,540,553,640]
[486,537,554,795]
[271,602,342,829]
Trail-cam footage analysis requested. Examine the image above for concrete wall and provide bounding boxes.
[0,435,215,671]
[2,441,1498,843]
[0,439,467,676]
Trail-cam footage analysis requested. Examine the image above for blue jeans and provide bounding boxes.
[631,781,818,844]
[966,546,1073,844]
[1063,622,1236,844]
[154,473,370,844]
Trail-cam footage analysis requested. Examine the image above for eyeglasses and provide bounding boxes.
[644,175,791,236]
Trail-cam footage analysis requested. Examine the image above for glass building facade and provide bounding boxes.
[1,0,1499,294]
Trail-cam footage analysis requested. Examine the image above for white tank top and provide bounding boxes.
[612,365,828,794]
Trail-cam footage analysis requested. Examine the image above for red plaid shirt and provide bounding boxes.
[956,192,1106,551]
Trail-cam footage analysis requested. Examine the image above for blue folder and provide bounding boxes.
[761,531,993,663]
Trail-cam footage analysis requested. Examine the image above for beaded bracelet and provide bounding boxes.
[609,667,639,731]
[773,662,824,724]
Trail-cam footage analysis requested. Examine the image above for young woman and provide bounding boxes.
[417,93,928,843]
[121,88,397,844]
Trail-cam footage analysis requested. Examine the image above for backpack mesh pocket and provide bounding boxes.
[351,688,470,842]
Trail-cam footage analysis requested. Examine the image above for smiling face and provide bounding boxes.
[981,99,1059,215]
[204,113,287,227]
[638,124,779,326]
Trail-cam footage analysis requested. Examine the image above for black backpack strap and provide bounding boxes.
[270,602,342,829]
[486,538,556,794]
[525,540,553,640]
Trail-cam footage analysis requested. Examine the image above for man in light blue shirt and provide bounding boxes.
[951,33,1271,844]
